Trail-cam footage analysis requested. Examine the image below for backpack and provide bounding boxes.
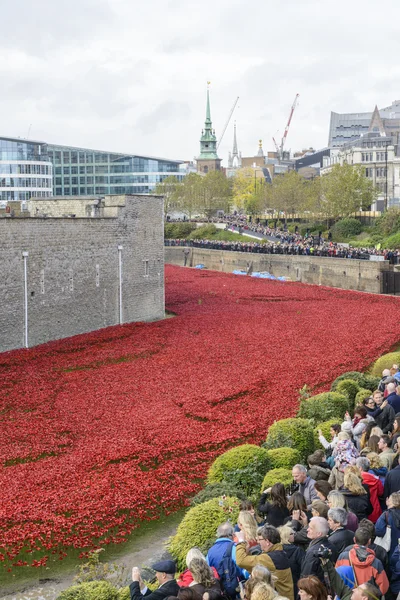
[216,542,239,599]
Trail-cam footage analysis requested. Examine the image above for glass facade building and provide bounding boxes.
[47,144,184,197]
[0,137,53,202]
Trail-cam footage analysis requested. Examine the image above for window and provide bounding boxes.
[80,177,85,184]
[86,187,94,194]
[55,167,62,175]
[79,166,86,174]
[71,166,78,174]
[63,151,70,163]
[86,166,94,174]
[56,187,62,195]
[64,177,70,185]
[71,187,78,195]
[71,152,78,164]
[64,166,70,174]
[55,177,62,185]
[71,177,78,185]
[87,176,94,184]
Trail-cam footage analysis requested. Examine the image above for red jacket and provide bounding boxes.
[361,471,383,523]
[336,545,389,594]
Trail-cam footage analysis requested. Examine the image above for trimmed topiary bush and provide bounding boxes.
[335,379,361,409]
[169,496,240,570]
[331,371,380,392]
[264,418,315,461]
[118,589,130,600]
[207,444,270,496]
[355,388,372,405]
[265,447,302,470]
[260,469,293,492]
[191,483,247,506]
[57,581,119,600]
[313,419,340,450]
[370,352,400,377]
[297,392,348,424]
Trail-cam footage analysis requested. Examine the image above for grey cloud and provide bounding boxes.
[136,101,192,135]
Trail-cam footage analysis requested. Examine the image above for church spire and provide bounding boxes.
[198,83,219,160]
[257,139,264,157]
[232,121,238,157]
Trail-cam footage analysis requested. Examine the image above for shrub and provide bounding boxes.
[57,581,119,600]
[191,483,247,506]
[169,496,240,570]
[313,419,341,450]
[207,445,270,496]
[355,388,373,405]
[297,392,348,424]
[335,379,361,409]
[164,222,196,239]
[331,218,362,238]
[331,371,379,392]
[264,418,315,461]
[118,589,129,600]
[188,224,218,239]
[265,447,302,470]
[260,469,293,492]
[370,351,400,377]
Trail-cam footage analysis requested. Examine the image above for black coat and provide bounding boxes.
[300,536,338,583]
[130,579,180,600]
[375,404,395,434]
[341,489,372,521]
[328,528,355,554]
[384,465,400,499]
[283,543,304,594]
[258,495,290,527]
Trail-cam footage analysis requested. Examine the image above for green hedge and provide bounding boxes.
[207,444,270,496]
[164,222,196,239]
[264,418,315,461]
[313,419,340,450]
[331,218,362,238]
[265,447,302,470]
[297,392,348,424]
[355,388,373,405]
[57,581,119,600]
[331,371,380,392]
[260,469,293,492]
[335,379,361,409]
[169,496,240,570]
[370,352,400,377]
[191,483,247,506]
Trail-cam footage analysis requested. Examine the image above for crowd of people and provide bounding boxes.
[129,366,400,600]
[165,214,400,263]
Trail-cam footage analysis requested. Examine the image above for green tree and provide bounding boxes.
[321,163,378,220]
[195,171,232,218]
[154,175,181,216]
[269,171,312,218]
[232,168,258,212]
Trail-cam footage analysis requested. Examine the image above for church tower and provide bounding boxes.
[196,85,222,174]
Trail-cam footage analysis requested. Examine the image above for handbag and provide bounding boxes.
[374,511,392,552]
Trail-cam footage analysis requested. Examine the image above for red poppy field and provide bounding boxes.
[1,265,400,568]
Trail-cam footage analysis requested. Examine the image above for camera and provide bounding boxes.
[317,544,332,559]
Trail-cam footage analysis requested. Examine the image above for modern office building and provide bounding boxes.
[46,143,184,197]
[0,136,53,204]
[328,99,400,148]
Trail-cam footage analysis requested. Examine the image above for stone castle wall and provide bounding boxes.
[165,246,388,294]
[0,195,164,353]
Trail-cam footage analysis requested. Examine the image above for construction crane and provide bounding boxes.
[273,93,300,161]
[217,96,239,150]
[272,136,280,156]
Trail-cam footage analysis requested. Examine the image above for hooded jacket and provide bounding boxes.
[307,465,331,481]
[335,545,389,594]
[360,471,383,523]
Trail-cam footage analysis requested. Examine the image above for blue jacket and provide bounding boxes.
[375,508,400,558]
[390,543,400,593]
[206,538,249,580]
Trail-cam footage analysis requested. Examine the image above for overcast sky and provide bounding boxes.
[2,0,400,165]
